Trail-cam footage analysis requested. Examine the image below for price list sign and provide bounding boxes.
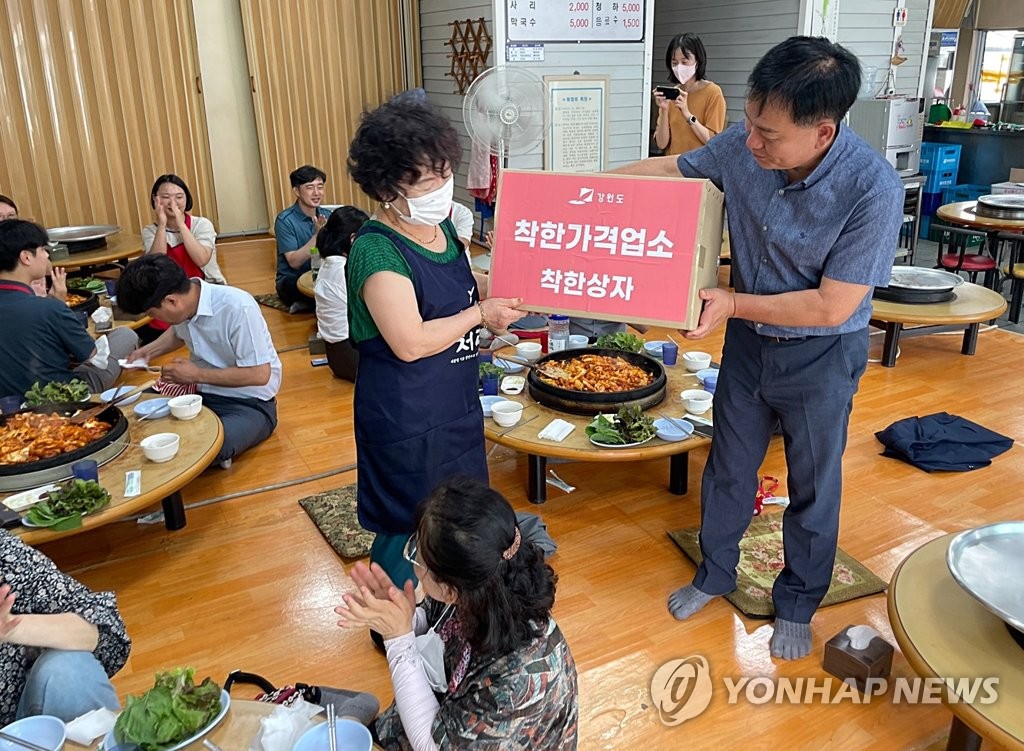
[506,0,644,43]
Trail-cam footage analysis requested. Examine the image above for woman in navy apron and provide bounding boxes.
[346,97,524,588]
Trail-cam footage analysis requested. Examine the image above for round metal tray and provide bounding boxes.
[947,522,1024,634]
[0,404,129,492]
[527,348,666,416]
[885,266,965,291]
[975,194,1024,220]
[47,225,121,243]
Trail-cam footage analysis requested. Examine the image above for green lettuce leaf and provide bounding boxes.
[114,667,221,751]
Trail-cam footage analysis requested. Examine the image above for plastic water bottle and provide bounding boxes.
[310,246,322,279]
[547,314,570,352]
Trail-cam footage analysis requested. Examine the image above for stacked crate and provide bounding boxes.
[918,142,961,239]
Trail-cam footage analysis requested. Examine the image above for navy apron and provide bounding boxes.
[353,220,487,537]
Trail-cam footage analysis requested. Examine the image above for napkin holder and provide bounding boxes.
[823,624,894,692]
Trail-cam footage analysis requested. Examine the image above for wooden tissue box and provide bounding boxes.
[823,625,894,692]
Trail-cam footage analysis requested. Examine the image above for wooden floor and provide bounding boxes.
[43,238,1022,750]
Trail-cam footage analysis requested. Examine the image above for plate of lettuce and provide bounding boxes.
[102,668,228,751]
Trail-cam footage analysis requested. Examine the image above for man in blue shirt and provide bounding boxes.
[615,37,903,659]
[275,165,331,312]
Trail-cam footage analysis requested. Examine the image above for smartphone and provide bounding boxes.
[311,357,329,367]
[692,423,714,439]
[0,508,22,529]
[656,85,681,100]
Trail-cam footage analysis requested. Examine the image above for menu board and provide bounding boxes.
[506,0,644,43]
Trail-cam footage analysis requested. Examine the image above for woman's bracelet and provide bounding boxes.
[476,301,490,329]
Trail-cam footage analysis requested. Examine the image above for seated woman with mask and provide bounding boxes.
[336,478,578,750]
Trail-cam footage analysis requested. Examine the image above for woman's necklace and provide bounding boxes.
[382,204,439,246]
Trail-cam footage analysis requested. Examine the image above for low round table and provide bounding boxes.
[5,395,223,544]
[71,699,384,750]
[51,234,144,272]
[869,282,1007,367]
[484,351,712,503]
[936,200,1024,236]
[889,534,1024,751]
[297,270,316,298]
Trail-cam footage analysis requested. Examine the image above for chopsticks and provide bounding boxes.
[658,413,693,434]
[0,731,52,751]
[326,703,338,751]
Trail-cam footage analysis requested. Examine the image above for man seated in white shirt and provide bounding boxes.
[116,255,282,469]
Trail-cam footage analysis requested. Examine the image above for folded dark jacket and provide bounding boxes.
[875,412,1013,472]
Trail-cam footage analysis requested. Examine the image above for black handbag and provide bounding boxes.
[224,669,323,707]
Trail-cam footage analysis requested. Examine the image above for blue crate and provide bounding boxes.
[918,214,932,239]
[919,142,961,173]
[941,184,991,204]
[924,169,956,193]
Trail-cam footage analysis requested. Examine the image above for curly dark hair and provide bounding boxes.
[317,206,369,259]
[416,477,557,656]
[347,98,461,203]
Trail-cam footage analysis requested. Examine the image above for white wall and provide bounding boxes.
[652,0,802,128]
[419,0,496,210]
[837,0,933,97]
[191,0,268,235]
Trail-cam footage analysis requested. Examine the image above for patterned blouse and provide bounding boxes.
[376,614,578,749]
[0,530,131,725]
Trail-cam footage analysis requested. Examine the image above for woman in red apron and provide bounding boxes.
[346,98,525,588]
[139,174,225,342]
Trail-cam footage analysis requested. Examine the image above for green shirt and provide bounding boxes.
[347,219,463,343]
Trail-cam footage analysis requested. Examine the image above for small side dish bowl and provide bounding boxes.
[653,417,694,442]
[695,368,719,385]
[479,395,504,417]
[140,432,180,463]
[643,340,668,358]
[99,385,141,406]
[168,394,203,420]
[515,342,542,362]
[0,715,66,751]
[682,351,712,372]
[681,389,713,415]
[491,401,524,427]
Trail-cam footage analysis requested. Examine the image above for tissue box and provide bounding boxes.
[308,333,326,356]
[823,625,894,692]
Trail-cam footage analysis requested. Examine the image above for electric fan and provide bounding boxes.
[463,66,548,167]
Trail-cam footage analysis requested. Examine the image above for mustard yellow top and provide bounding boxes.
[657,80,727,156]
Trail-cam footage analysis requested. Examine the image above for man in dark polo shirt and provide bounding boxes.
[0,220,137,398]
[614,37,903,659]
[274,164,331,312]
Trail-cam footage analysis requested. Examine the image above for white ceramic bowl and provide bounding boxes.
[491,400,524,427]
[294,719,372,751]
[653,417,694,442]
[682,351,713,372]
[168,394,203,420]
[99,385,140,406]
[515,342,542,362]
[479,395,504,417]
[681,389,713,415]
[568,334,589,349]
[140,432,180,463]
[644,340,668,358]
[0,715,66,751]
[695,367,719,385]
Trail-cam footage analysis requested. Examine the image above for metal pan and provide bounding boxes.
[946,521,1024,633]
[46,225,121,243]
[975,194,1024,220]
[884,266,965,292]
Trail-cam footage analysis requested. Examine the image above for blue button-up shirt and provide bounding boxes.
[274,202,331,284]
[678,122,904,336]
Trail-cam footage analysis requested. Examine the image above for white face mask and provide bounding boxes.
[397,176,454,227]
[415,603,454,693]
[673,63,697,84]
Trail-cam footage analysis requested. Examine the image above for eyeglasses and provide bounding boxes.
[403,533,427,572]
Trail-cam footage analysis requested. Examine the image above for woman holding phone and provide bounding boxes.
[652,33,726,155]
